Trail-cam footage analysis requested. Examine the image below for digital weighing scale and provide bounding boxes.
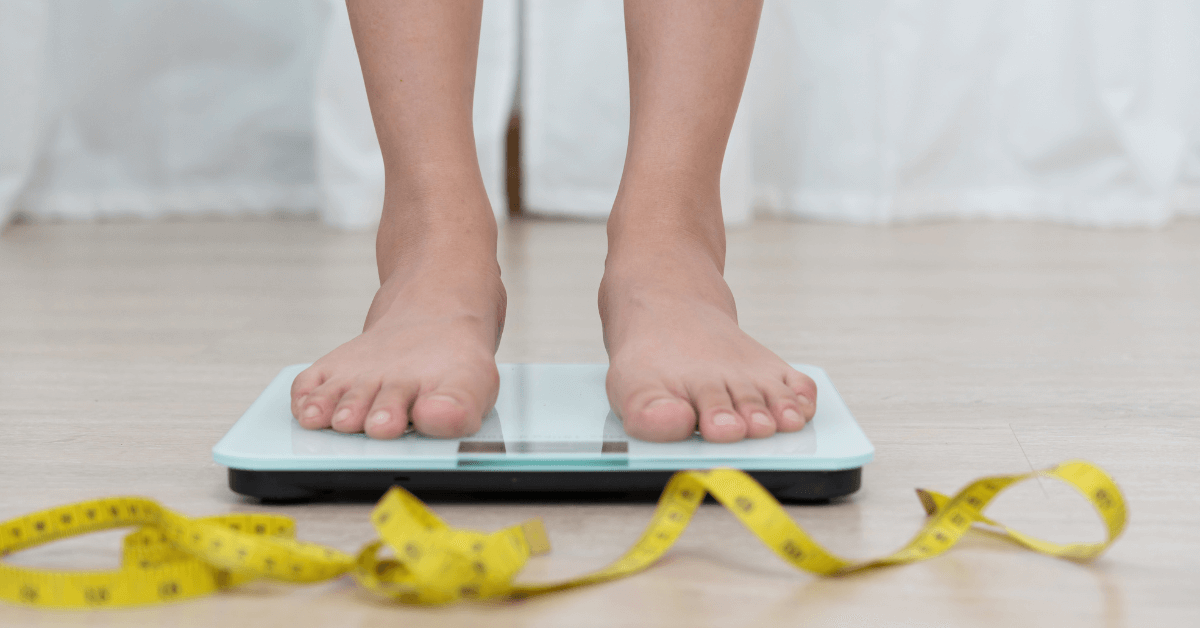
[213,364,873,501]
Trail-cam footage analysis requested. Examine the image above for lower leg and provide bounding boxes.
[291,0,503,439]
[602,0,817,442]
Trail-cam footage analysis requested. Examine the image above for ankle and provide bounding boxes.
[375,182,498,284]
[606,193,726,273]
[366,230,506,334]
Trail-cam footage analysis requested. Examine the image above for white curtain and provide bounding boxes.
[0,0,51,227]
[4,1,328,224]
[523,0,1200,226]
[3,1,1198,229]
[0,0,517,229]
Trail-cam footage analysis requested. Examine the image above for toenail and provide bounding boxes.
[302,406,320,421]
[426,394,464,408]
[712,413,739,427]
[332,408,352,426]
[797,395,813,407]
[783,408,802,424]
[366,411,391,428]
[752,412,773,427]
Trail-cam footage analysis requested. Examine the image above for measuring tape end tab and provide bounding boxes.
[519,519,551,556]
[915,489,937,515]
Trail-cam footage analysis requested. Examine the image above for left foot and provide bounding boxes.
[600,194,818,443]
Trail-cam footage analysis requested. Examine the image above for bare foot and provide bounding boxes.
[600,199,817,443]
[289,200,504,439]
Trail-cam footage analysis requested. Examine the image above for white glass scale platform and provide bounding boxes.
[213,364,873,501]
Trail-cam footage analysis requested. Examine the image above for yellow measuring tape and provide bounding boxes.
[1,460,1125,608]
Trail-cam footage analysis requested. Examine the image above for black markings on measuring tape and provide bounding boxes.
[376,512,390,524]
[34,521,45,532]
[472,542,484,553]
[110,506,119,517]
[405,543,421,559]
[950,513,967,527]
[780,539,805,561]
[255,524,266,534]
[459,585,479,598]
[965,496,982,507]
[10,527,20,538]
[263,557,275,570]
[86,509,95,520]
[735,497,754,513]
[60,514,72,524]
[19,584,38,603]
[680,489,694,500]
[158,581,180,598]
[472,561,486,575]
[83,586,110,605]
[1094,489,1113,509]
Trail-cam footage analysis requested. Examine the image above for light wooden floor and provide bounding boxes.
[1,217,1197,627]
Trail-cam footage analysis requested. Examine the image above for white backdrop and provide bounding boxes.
[0,0,516,229]
[524,0,1200,226]
[3,0,1199,229]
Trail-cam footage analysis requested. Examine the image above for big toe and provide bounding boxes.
[620,394,697,442]
[409,368,498,439]
[411,393,478,438]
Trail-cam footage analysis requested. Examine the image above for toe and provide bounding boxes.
[296,380,349,430]
[290,366,326,420]
[410,368,497,438]
[411,394,473,438]
[729,380,775,439]
[621,393,697,442]
[692,381,746,443]
[763,380,806,432]
[329,380,381,433]
[363,382,418,439]
[784,369,818,421]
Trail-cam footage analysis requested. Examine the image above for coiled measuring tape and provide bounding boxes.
[1,460,1125,608]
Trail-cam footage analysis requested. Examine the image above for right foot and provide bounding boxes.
[290,202,505,440]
